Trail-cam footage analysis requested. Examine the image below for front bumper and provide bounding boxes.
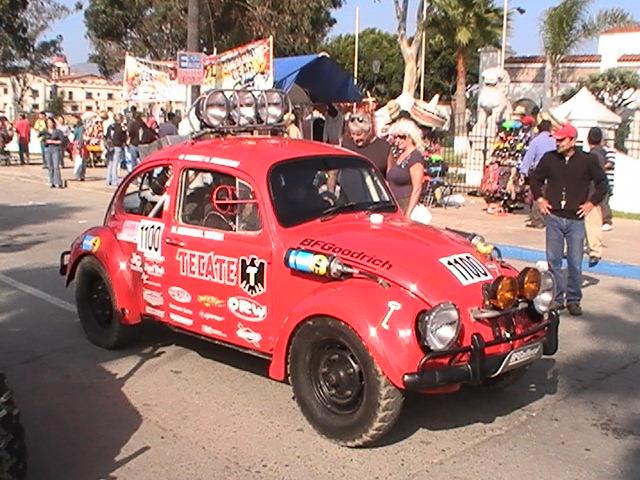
[403,310,559,391]
[59,250,70,276]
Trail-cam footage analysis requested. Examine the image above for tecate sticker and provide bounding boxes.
[227,296,267,322]
[168,286,192,304]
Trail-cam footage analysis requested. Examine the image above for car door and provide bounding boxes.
[162,165,273,353]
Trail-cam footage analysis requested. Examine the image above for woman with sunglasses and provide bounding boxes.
[386,119,425,217]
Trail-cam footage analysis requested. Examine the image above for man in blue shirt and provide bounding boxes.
[520,120,556,228]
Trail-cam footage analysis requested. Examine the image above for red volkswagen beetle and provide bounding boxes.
[60,90,558,446]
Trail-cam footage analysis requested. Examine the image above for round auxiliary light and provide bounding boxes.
[257,90,286,124]
[518,267,541,301]
[230,90,257,126]
[488,275,518,310]
[533,271,556,314]
[199,90,229,128]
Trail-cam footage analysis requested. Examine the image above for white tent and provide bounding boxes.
[549,87,621,144]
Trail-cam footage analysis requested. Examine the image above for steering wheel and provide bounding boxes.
[320,190,338,207]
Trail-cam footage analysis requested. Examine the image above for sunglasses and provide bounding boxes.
[349,115,366,123]
[394,134,408,139]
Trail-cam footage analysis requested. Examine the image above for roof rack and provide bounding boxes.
[189,89,292,138]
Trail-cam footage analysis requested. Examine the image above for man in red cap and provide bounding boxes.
[529,123,608,316]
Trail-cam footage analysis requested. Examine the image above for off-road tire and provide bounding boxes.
[0,374,27,480]
[76,256,138,349]
[481,365,530,390]
[288,317,404,447]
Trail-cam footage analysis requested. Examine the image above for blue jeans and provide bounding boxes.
[107,147,123,186]
[545,214,585,304]
[45,147,62,187]
[127,145,139,172]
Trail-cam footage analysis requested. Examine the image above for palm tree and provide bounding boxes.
[541,0,636,106]
[429,0,503,134]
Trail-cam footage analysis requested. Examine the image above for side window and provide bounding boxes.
[179,168,261,233]
[121,166,173,218]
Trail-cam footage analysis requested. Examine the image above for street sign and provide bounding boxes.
[176,51,204,85]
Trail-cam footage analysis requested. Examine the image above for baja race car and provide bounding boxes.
[60,90,559,447]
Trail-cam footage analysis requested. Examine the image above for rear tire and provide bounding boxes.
[0,374,27,480]
[75,256,138,349]
[288,317,403,447]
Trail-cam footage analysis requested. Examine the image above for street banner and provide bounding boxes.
[202,38,273,90]
[123,55,186,102]
[176,51,204,85]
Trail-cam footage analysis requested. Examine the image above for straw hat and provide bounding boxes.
[513,105,527,116]
[386,100,401,122]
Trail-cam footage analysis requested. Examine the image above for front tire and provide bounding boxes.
[288,317,403,447]
[0,374,27,480]
[75,256,138,349]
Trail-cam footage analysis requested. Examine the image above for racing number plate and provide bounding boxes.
[439,253,493,286]
[491,342,543,378]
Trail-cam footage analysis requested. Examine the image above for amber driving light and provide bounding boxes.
[488,275,518,310]
[518,267,541,300]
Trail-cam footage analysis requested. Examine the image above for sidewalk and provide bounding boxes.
[2,161,639,268]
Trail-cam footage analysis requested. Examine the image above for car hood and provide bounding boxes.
[285,214,513,309]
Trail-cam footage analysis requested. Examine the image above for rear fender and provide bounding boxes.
[66,227,142,325]
[268,281,426,390]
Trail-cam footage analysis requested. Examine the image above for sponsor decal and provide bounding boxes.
[199,311,225,322]
[201,325,227,337]
[169,303,193,315]
[137,220,164,260]
[168,286,192,304]
[176,248,238,285]
[130,252,143,272]
[299,238,392,270]
[236,323,262,347]
[141,272,162,288]
[227,296,267,322]
[145,305,165,318]
[177,153,240,168]
[143,289,164,307]
[380,301,402,330]
[143,261,165,277]
[117,220,139,243]
[81,235,101,253]
[197,295,225,308]
[169,312,193,326]
[439,253,492,286]
[239,256,267,297]
[170,225,225,242]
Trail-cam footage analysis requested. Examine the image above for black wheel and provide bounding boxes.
[482,365,530,390]
[75,256,138,349]
[0,374,27,480]
[288,317,403,447]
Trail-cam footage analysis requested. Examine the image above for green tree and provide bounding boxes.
[85,0,344,77]
[46,93,65,116]
[322,28,404,102]
[560,68,640,113]
[428,0,503,131]
[541,0,636,106]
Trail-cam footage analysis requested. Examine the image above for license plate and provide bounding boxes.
[491,342,543,377]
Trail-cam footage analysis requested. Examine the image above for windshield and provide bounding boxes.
[269,156,396,227]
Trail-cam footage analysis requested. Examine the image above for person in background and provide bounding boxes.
[584,127,614,267]
[72,116,86,181]
[105,114,127,186]
[34,111,47,169]
[56,116,71,168]
[322,103,343,145]
[158,112,178,138]
[14,114,31,165]
[386,118,425,217]
[519,120,556,229]
[342,112,390,177]
[602,147,616,232]
[283,112,302,139]
[127,110,143,171]
[530,123,608,316]
[43,117,64,188]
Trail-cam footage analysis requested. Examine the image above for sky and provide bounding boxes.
[49,0,640,65]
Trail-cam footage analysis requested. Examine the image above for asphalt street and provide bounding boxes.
[0,172,638,480]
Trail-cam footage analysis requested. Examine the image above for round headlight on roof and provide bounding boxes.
[230,90,257,126]
[199,90,229,128]
[417,303,461,351]
[257,90,286,124]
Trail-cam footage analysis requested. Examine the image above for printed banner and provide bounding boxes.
[123,55,187,102]
[202,38,273,90]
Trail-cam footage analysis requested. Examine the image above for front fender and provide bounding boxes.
[65,227,142,325]
[268,279,427,390]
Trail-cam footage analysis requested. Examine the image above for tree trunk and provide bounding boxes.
[399,38,418,96]
[454,49,467,135]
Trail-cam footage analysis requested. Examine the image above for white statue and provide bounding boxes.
[477,67,512,127]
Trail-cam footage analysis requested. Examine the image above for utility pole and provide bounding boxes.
[500,0,508,70]
[419,0,427,100]
[354,6,360,85]
[187,0,200,105]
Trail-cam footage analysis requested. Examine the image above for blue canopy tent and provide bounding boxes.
[274,54,362,104]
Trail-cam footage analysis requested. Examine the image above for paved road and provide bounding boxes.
[0,174,638,480]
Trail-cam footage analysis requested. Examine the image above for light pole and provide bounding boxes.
[500,0,508,70]
[372,59,381,97]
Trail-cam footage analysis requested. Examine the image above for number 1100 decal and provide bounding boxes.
[439,253,492,286]
[137,220,164,260]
